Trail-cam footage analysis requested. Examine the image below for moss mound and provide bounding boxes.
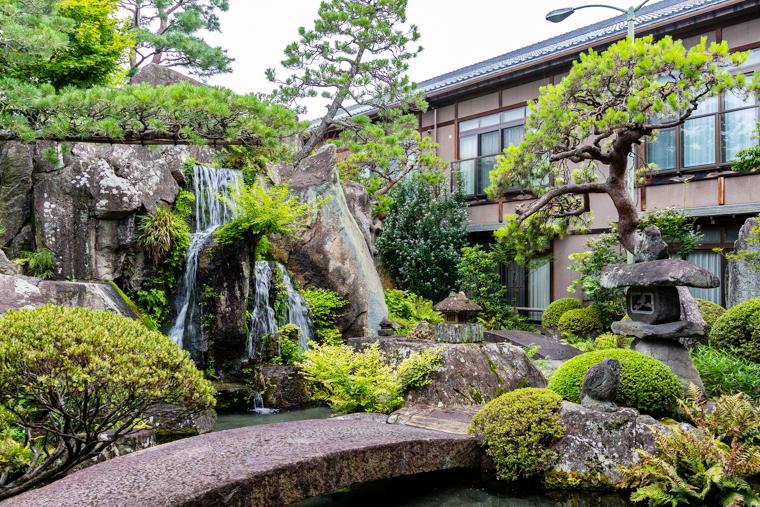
[708,298,760,362]
[695,298,726,335]
[542,298,583,329]
[557,307,602,341]
[468,388,565,482]
[548,349,682,417]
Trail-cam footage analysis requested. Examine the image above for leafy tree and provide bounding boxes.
[121,0,232,79]
[489,36,748,261]
[638,207,703,258]
[377,174,467,302]
[267,0,422,165]
[0,305,215,498]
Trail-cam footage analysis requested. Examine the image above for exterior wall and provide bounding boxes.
[724,18,760,48]
[552,233,601,301]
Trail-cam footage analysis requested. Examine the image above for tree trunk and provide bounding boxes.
[606,156,639,255]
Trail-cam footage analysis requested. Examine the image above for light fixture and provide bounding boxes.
[546,7,576,23]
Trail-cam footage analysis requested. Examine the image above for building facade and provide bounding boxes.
[415,0,760,315]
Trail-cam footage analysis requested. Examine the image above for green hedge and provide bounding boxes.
[694,298,726,335]
[542,298,583,329]
[708,298,760,362]
[548,349,682,417]
[557,307,602,341]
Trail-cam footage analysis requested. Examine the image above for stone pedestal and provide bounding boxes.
[632,338,704,392]
[434,323,483,343]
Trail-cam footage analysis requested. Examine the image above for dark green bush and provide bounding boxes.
[468,388,565,482]
[557,307,602,341]
[548,349,683,417]
[708,297,760,362]
[691,345,760,400]
[694,298,725,335]
[542,298,583,329]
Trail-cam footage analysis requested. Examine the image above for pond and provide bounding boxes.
[296,470,634,507]
[214,406,333,431]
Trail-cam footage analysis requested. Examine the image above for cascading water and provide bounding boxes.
[168,166,241,351]
[278,264,313,349]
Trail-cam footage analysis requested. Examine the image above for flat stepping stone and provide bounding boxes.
[387,406,479,435]
[5,417,480,507]
[600,259,719,289]
[484,330,581,360]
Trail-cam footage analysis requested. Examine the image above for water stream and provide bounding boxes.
[279,264,313,349]
[168,166,241,350]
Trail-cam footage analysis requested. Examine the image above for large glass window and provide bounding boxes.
[647,127,676,170]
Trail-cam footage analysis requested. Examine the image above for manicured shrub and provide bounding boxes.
[708,297,760,362]
[557,307,602,341]
[0,305,215,499]
[303,288,347,344]
[384,289,443,335]
[468,388,565,482]
[694,298,725,335]
[542,298,583,329]
[691,345,760,400]
[548,349,682,417]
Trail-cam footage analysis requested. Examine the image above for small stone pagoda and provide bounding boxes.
[600,228,718,391]
[432,292,483,343]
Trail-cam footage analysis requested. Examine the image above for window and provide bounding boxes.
[499,259,551,321]
[456,106,528,196]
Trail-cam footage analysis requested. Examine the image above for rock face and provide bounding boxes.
[0,142,34,251]
[143,403,216,443]
[0,273,137,317]
[547,402,664,489]
[0,250,21,275]
[274,145,387,336]
[600,259,720,289]
[581,358,620,412]
[726,217,760,308]
[263,366,309,409]
[348,337,546,407]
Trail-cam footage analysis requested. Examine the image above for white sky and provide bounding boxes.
[202,0,636,116]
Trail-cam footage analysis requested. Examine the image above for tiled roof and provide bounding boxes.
[332,0,734,120]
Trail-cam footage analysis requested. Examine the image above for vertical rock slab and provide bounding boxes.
[275,145,387,336]
[726,216,760,308]
[0,142,34,248]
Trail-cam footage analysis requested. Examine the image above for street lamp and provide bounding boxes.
[546,1,652,41]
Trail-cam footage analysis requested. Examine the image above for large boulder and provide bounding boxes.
[726,217,760,308]
[546,402,665,489]
[0,250,21,275]
[274,145,387,336]
[262,366,310,409]
[348,336,546,407]
[0,273,137,317]
[0,142,34,249]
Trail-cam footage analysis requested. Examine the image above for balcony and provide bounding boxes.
[450,155,497,197]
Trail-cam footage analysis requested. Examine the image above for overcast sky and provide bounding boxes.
[201,0,634,116]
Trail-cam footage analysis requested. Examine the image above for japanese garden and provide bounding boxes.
[1,0,760,506]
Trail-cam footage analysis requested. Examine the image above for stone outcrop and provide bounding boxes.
[726,216,760,308]
[0,273,136,317]
[262,366,309,409]
[0,142,34,252]
[143,403,216,443]
[0,250,21,275]
[348,336,546,407]
[273,145,387,336]
[547,402,664,489]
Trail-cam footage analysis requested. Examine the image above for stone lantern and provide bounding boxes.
[432,292,483,343]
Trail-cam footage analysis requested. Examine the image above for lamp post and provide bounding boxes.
[546,1,652,41]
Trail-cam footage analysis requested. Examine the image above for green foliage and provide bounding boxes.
[692,345,760,401]
[0,305,215,498]
[271,324,304,366]
[733,136,760,173]
[137,206,190,263]
[557,307,603,342]
[0,79,303,146]
[638,208,703,258]
[468,388,565,482]
[594,332,632,350]
[622,391,760,507]
[302,288,348,345]
[268,0,422,164]
[123,0,232,78]
[13,248,55,279]
[548,349,683,417]
[216,181,316,245]
[377,175,467,302]
[298,342,442,414]
[173,190,196,218]
[567,233,626,329]
[542,298,583,329]
[695,298,726,336]
[709,297,760,363]
[384,289,443,335]
[109,280,159,332]
[489,36,748,259]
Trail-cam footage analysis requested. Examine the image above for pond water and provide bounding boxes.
[214,406,333,431]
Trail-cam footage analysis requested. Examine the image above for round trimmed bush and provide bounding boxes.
[542,298,583,329]
[709,298,760,362]
[695,298,726,335]
[557,307,602,341]
[548,349,682,417]
[594,332,628,349]
[468,388,565,482]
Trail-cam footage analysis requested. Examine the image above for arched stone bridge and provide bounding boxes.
[3,412,481,507]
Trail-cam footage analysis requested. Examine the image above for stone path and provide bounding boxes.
[3,415,481,507]
[485,330,581,360]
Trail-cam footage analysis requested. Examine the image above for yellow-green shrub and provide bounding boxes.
[542,298,582,329]
[557,307,602,341]
[0,305,215,499]
[468,388,565,482]
[694,298,725,335]
[548,349,682,417]
[708,298,760,362]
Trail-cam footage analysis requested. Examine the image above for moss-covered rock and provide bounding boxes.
[542,298,583,329]
[548,349,682,417]
[708,297,760,362]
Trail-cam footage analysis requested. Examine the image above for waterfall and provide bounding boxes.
[168,166,241,350]
[247,261,314,359]
[250,391,278,415]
